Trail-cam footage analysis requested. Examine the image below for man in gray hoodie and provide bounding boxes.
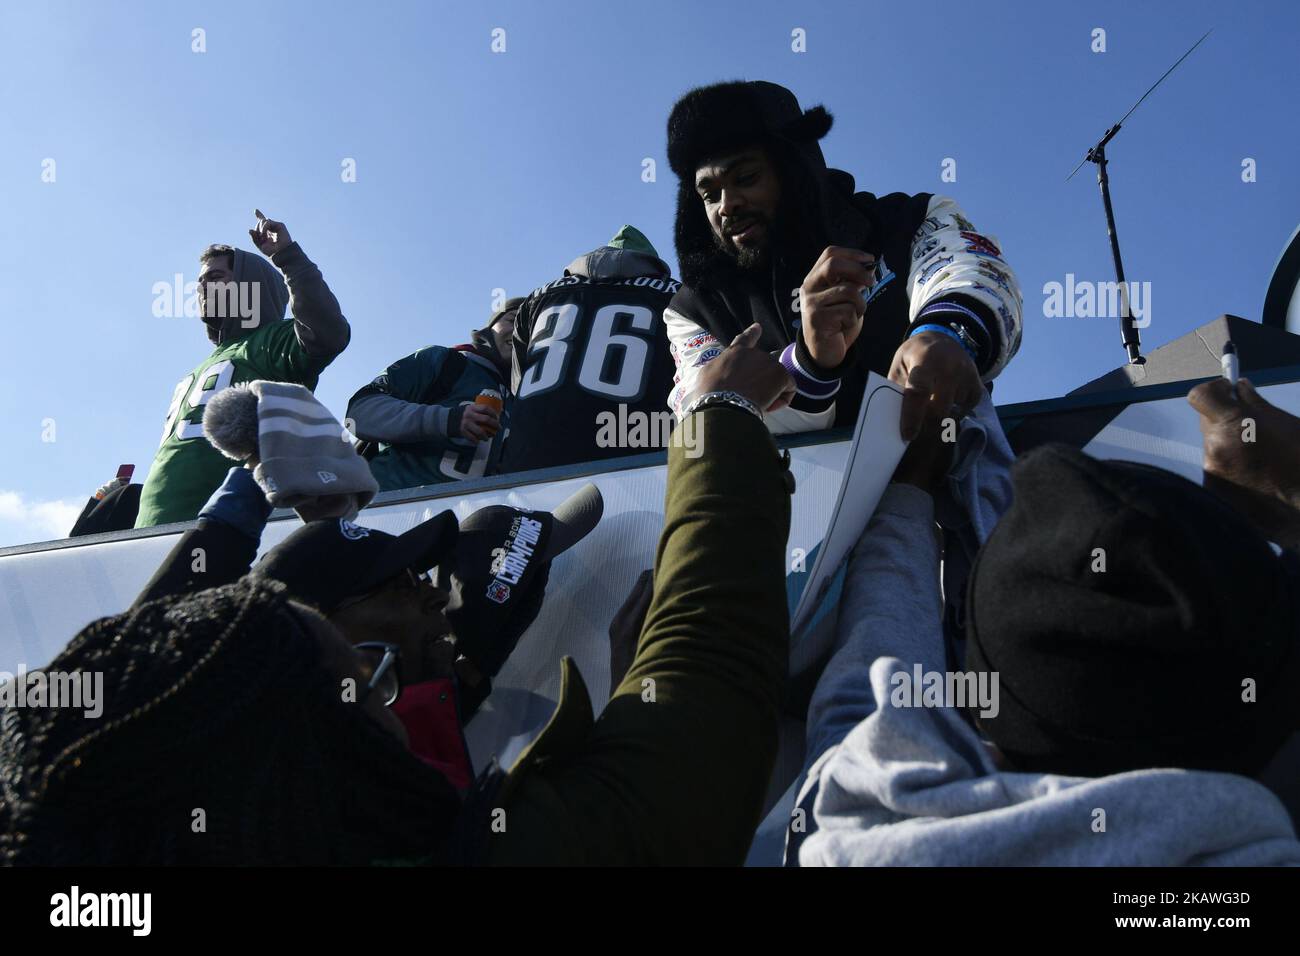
[135,211,350,527]
[789,408,1300,866]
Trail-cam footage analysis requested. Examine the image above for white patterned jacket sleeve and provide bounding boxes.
[906,195,1023,381]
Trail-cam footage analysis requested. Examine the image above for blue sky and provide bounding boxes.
[1,0,1296,546]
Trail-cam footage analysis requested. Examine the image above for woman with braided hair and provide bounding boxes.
[0,577,463,866]
[5,361,802,865]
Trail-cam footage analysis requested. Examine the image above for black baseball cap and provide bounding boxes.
[253,511,459,615]
[441,483,603,678]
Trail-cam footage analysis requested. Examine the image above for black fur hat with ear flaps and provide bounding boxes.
[666,80,834,181]
[666,80,866,289]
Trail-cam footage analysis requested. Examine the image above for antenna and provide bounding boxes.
[1068,30,1212,365]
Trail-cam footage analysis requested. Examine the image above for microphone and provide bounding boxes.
[202,385,260,462]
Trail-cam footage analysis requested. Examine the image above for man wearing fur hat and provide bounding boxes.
[346,300,521,491]
[664,81,1024,439]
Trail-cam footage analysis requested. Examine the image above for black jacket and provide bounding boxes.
[666,125,1022,433]
[132,519,259,609]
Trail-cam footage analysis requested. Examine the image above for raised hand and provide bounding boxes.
[248,209,293,257]
[1188,377,1300,547]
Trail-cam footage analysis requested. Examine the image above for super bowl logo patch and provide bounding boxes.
[913,215,946,240]
[968,281,1005,302]
[976,259,1014,294]
[912,237,940,262]
[917,254,954,285]
[692,346,723,367]
[486,580,511,604]
[960,231,1002,257]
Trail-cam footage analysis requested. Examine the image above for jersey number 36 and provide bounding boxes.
[517,303,657,403]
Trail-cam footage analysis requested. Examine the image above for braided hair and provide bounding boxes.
[0,577,460,865]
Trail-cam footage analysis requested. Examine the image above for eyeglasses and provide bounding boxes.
[354,641,402,707]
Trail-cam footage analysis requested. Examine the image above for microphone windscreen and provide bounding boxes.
[203,385,260,461]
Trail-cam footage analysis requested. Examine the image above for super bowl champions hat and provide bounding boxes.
[441,483,603,678]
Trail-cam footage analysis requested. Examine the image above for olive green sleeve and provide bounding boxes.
[487,406,792,865]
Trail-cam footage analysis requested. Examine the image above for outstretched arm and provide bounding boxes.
[489,333,795,865]
[250,210,351,358]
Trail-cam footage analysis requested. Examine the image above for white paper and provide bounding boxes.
[789,372,907,635]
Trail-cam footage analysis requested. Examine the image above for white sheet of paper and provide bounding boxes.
[790,372,907,635]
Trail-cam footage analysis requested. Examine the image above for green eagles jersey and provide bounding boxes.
[366,347,510,492]
[135,320,334,527]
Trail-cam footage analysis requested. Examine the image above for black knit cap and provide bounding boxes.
[472,296,527,374]
[488,296,527,326]
[965,443,1300,778]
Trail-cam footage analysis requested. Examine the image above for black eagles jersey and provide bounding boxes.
[500,267,681,473]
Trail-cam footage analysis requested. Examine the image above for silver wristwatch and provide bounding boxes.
[683,390,763,420]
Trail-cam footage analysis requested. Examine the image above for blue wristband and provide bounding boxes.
[910,322,978,361]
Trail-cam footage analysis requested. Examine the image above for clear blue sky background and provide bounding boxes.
[1,0,1296,546]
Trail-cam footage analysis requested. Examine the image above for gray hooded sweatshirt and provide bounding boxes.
[789,483,1300,866]
[136,243,350,528]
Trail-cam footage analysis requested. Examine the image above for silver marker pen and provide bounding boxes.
[1221,340,1239,400]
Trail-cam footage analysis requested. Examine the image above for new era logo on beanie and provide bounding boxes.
[253,512,458,615]
[443,484,603,679]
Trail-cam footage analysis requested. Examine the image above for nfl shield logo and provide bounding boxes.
[486,581,511,604]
